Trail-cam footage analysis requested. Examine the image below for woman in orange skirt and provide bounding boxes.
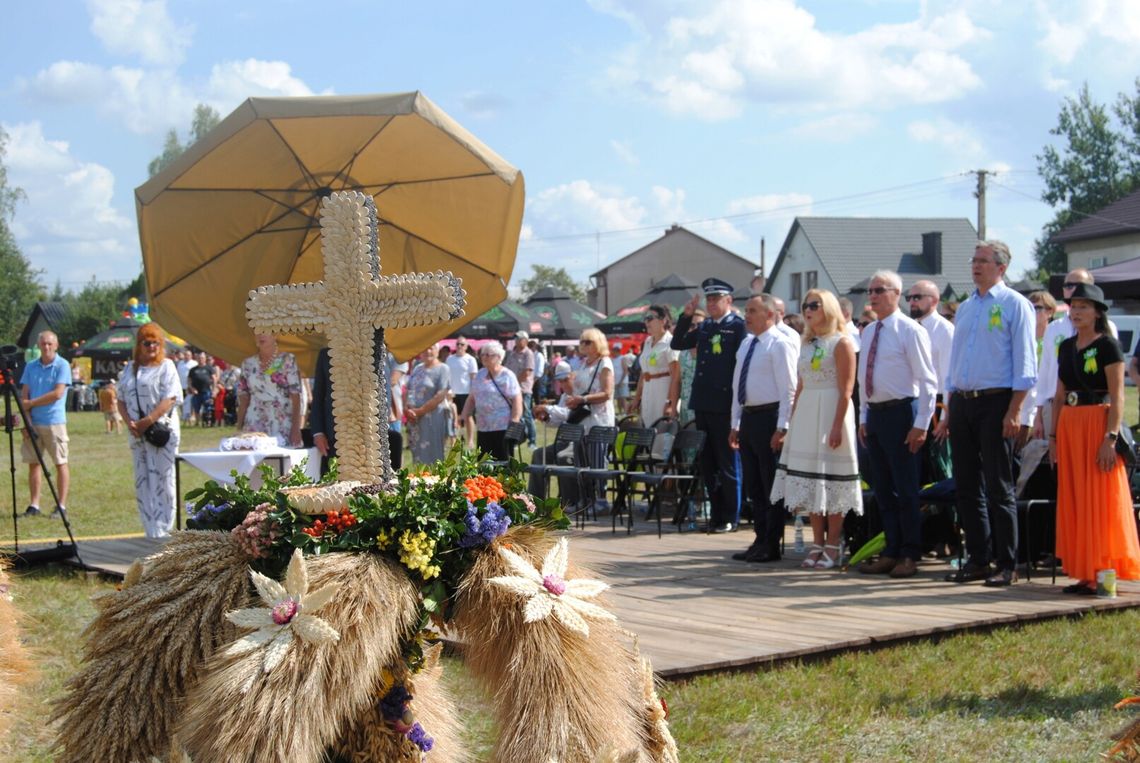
[1049,283,1140,594]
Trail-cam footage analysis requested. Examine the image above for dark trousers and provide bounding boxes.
[949,392,1018,570]
[738,408,783,554]
[694,410,738,527]
[521,392,536,446]
[864,399,923,561]
[477,429,509,461]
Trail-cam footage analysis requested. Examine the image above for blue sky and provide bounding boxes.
[3,0,1140,295]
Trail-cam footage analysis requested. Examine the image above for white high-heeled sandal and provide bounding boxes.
[815,544,842,570]
[801,544,823,568]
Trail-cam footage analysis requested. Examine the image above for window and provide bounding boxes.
[806,270,818,290]
[1088,256,1108,268]
[790,272,802,303]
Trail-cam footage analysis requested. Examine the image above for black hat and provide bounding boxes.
[701,277,733,297]
[1064,282,1108,312]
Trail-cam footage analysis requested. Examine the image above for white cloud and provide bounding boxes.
[907,118,984,159]
[22,59,315,136]
[610,138,639,166]
[795,112,877,142]
[4,121,138,283]
[86,0,193,66]
[726,192,813,247]
[595,1,988,120]
[526,180,647,236]
[1036,0,1140,66]
[651,185,686,220]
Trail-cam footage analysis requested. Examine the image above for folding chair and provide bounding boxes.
[664,429,707,532]
[607,427,657,534]
[525,423,584,509]
[571,425,619,528]
[625,428,708,537]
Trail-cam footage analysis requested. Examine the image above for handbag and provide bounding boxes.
[566,362,602,425]
[1068,343,1135,468]
[134,365,173,448]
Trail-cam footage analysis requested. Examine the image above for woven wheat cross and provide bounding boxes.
[246,191,465,483]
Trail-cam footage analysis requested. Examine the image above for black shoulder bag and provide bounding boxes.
[566,362,601,425]
[134,364,173,448]
[1069,343,1135,468]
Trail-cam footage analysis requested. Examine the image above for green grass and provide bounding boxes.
[3,567,1137,762]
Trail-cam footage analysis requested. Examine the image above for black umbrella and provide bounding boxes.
[73,319,186,380]
[452,299,554,339]
[523,287,607,339]
[595,274,700,334]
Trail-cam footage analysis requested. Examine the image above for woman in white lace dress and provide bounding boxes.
[771,288,862,569]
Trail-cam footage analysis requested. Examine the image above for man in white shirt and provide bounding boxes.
[839,296,862,352]
[175,350,197,421]
[856,271,938,579]
[446,336,478,448]
[1033,268,1116,439]
[906,280,953,395]
[729,295,797,563]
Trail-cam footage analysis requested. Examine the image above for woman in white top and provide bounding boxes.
[631,304,680,425]
[117,322,183,538]
[566,327,615,431]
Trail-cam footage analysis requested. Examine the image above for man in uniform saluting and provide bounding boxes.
[672,278,747,532]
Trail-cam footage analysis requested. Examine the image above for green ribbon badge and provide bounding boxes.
[1083,346,1098,374]
[1054,334,1064,357]
[711,334,723,355]
[988,304,1003,332]
[648,352,658,367]
[811,343,825,371]
[1036,337,1043,362]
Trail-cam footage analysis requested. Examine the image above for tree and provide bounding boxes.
[517,264,587,303]
[53,277,140,351]
[0,126,44,345]
[1034,83,1137,273]
[147,103,221,177]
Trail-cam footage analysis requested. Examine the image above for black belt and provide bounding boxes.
[867,396,915,411]
[743,402,779,414]
[1064,390,1110,406]
[955,387,1011,399]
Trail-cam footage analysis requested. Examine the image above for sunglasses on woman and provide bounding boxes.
[802,301,822,312]
[140,340,161,348]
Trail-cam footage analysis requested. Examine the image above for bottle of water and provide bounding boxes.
[793,514,805,553]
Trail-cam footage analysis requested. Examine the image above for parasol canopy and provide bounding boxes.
[595,274,700,334]
[523,286,606,339]
[72,318,186,380]
[136,91,525,369]
[453,299,553,339]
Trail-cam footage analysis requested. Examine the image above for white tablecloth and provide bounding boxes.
[178,447,321,487]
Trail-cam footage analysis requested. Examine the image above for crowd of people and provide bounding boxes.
[13,239,1140,591]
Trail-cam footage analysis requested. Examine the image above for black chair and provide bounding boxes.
[606,427,657,534]
[525,423,584,509]
[663,429,708,532]
[626,428,707,537]
[571,426,619,528]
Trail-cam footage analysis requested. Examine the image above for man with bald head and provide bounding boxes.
[906,280,953,396]
[770,295,801,350]
[1032,267,1116,440]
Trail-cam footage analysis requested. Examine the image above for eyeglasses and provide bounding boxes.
[969,257,996,266]
[644,314,660,322]
[579,339,594,346]
[905,294,931,302]
[802,301,822,312]
[1062,281,1082,290]
[141,340,161,348]
[867,286,896,296]
[1033,305,1052,313]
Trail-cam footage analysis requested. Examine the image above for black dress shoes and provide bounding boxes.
[983,569,1019,587]
[746,549,781,563]
[944,562,993,583]
[731,544,761,561]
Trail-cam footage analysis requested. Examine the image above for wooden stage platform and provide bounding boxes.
[37,523,1140,680]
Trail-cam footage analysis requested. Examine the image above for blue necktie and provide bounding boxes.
[737,336,758,406]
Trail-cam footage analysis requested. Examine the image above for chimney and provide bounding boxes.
[922,232,942,274]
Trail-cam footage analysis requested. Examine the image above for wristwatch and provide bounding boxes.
[1106,431,1120,441]
[776,427,787,434]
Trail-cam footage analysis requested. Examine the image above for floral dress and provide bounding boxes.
[238,353,302,442]
[406,362,451,466]
[770,333,862,516]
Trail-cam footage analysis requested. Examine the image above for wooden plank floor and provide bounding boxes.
[47,523,1140,679]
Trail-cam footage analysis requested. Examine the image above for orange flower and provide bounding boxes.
[464,475,506,503]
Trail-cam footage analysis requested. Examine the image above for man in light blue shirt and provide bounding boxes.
[936,240,1036,587]
[19,330,71,517]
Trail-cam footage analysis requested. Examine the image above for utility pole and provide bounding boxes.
[974,169,989,240]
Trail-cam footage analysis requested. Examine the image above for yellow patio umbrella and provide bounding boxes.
[135,92,525,370]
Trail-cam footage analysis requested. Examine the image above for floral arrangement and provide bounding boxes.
[185,443,567,673]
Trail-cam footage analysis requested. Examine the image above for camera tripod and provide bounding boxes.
[0,346,81,568]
